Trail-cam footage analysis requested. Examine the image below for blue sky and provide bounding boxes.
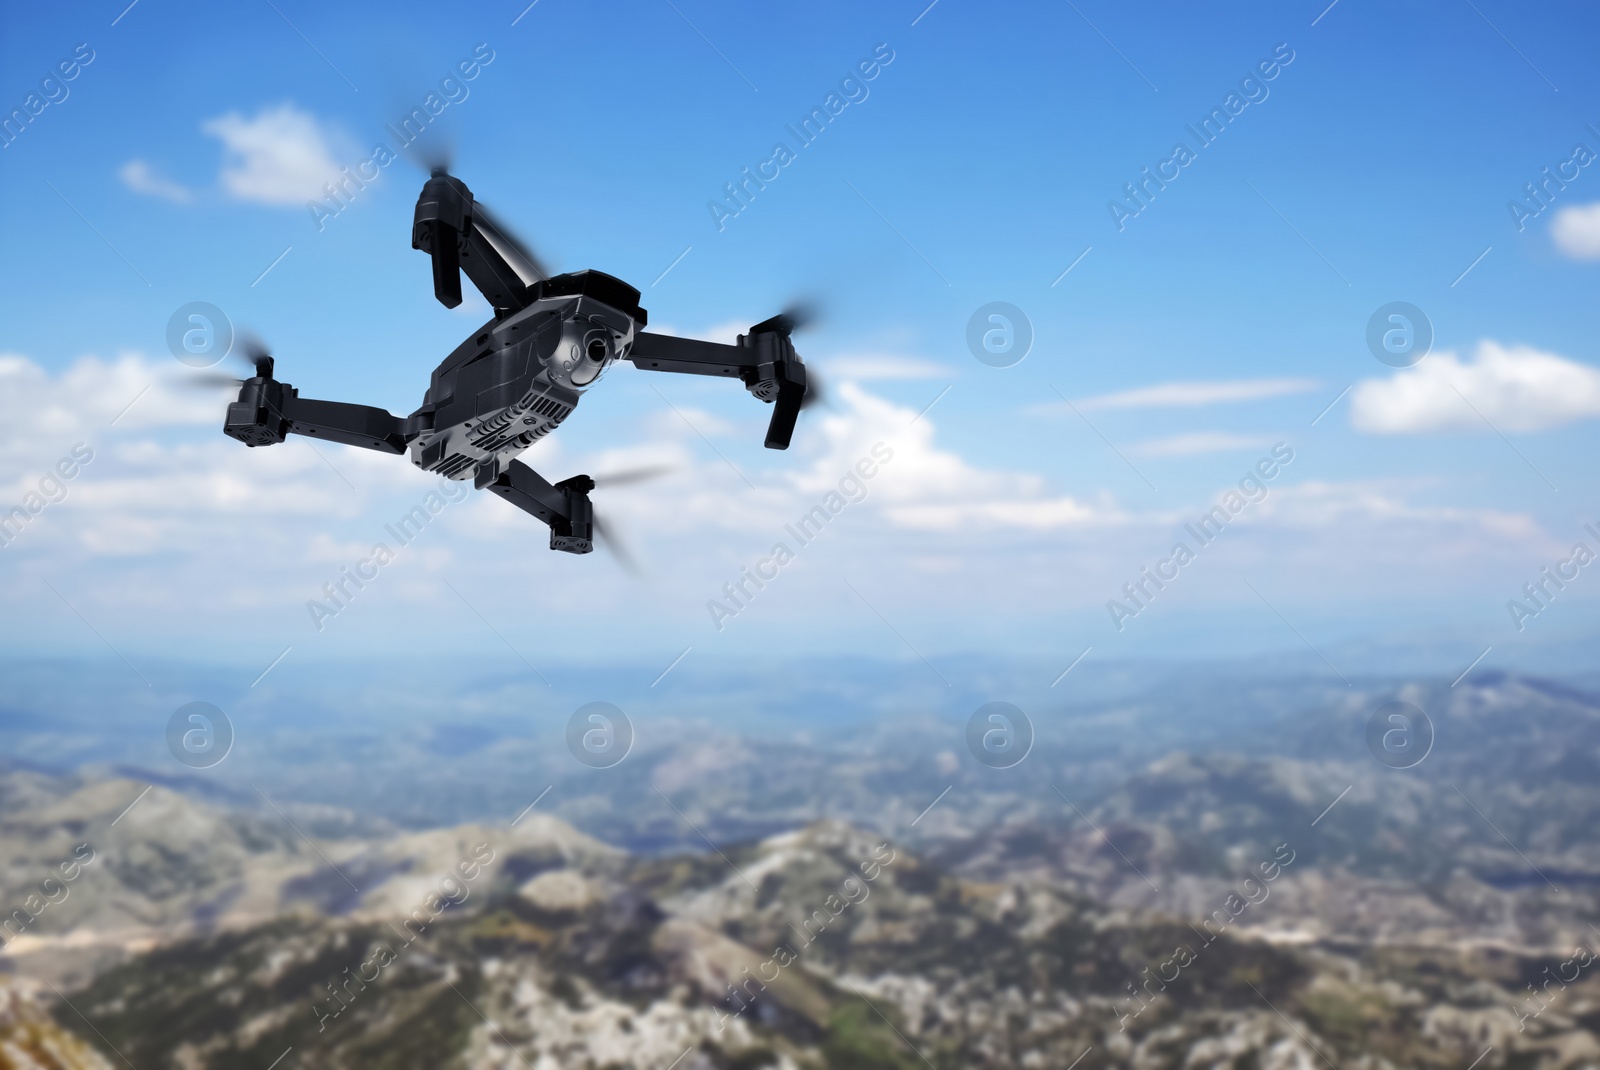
[2,0,1599,689]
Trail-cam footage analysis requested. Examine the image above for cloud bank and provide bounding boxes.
[1351,342,1600,434]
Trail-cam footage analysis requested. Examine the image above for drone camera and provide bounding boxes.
[571,347,606,387]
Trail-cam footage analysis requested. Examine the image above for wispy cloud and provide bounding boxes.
[117,160,194,204]
[202,104,345,205]
[1351,341,1600,434]
[1065,378,1319,411]
[1130,432,1275,458]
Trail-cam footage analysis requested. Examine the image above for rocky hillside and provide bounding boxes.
[0,985,113,1070]
[7,673,1600,1066]
[0,771,618,988]
[20,818,1600,1069]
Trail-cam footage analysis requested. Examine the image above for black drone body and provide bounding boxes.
[224,170,810,554]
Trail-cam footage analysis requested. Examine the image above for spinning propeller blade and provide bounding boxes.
[586,465,673,576]
[238,334,275,379]
[178,333,274,389]
[591,513,644,577]
[471,198,551,284]
[412,139,454,179]
[750,301,819,339]
[800,367,827,410]
[782,301,828,410]
[589,464,676,489]
[778,300,819,334]
[408,151,552,287]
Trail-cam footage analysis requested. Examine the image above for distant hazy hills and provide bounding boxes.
[0,772,617,989]
[7,673,1599,975]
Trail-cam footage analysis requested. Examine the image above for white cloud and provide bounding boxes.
[0,353,1115,561]
[1350,341,1600,434]
[820,354,951,381]
[0,350,1573,653]
[0,352,217,455]
[808,383,1115,532]
[117,160,193,204]
[1067,378,1319,411]
[1131,432,1275,458]
[1269,481,1536,536]
[572,378,1119,540]
[647,320,744,345]
[642,404,743,440]
[1552,202,1600,260]
[704,319,750,346]
[201,104,345,205]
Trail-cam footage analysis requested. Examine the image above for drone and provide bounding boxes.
[223,169,811,554]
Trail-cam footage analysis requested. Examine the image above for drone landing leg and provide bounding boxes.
[484,461,594,554]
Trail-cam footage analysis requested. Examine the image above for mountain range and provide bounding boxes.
[4,671,1600,1066]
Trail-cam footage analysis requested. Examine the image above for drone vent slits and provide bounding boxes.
[434,453,477,480]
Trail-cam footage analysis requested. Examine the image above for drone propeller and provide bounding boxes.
[800,368,827,410]
[178,334,275,389]
[588,464,676,489]
[584,464,674,576]
[751,301,819,339]
[237,334,274,379]
[471,198,551,285]
[778,300,820,334]
[591,513,644,577]
[410,138,454,180]
[777,301,831,410]
[748,300,827,421]
[406,147,553,288]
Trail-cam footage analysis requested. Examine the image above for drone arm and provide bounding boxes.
[224,378,418,454]
[625,332,748,378]
[484,461,594,554]
[280,397,413,454]
[625,330,808,449]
